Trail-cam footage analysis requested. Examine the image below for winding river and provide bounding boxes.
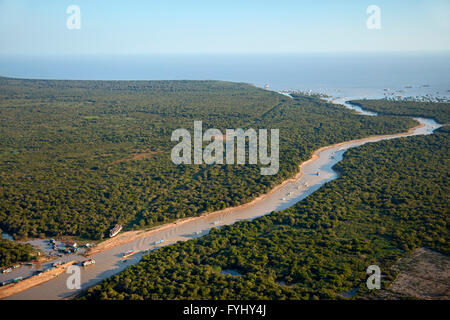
[2,97,442,300]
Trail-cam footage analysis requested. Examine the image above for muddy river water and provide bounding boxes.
[2,97,442,299]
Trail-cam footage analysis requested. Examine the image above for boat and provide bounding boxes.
[1,267,12,274]
[109,224,123,238]
[122,250,135,259]
[81,259,96,267]
[65,242,77,248]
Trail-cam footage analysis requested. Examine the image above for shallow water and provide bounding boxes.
[2,98,442,299]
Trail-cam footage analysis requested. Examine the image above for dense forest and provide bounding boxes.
[80,125,449,300]
[350,99,450,123]
[0,77,416,240]
[0,237,34,268]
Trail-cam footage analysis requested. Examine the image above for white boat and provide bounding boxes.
[109,224,123,238]
[81,259,96,267]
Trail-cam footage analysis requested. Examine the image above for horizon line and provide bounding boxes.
[1,50,450,57]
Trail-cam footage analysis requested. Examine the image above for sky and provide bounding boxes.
[1,0,450,55]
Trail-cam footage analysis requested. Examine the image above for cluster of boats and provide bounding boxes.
[49,238,80,255]
[1,265,47,287]
[1,260,72,287]
[1,276,24,287]
[2,236,165,288]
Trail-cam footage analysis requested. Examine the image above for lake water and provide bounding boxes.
[1,53,449,99]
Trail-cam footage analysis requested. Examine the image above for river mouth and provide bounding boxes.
[1,96,442,300]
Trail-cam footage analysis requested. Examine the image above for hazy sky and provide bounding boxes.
[1,0,450,55]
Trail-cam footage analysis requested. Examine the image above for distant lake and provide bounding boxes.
[1,52,449,98]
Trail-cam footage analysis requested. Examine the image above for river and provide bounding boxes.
[1,97,442,300]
